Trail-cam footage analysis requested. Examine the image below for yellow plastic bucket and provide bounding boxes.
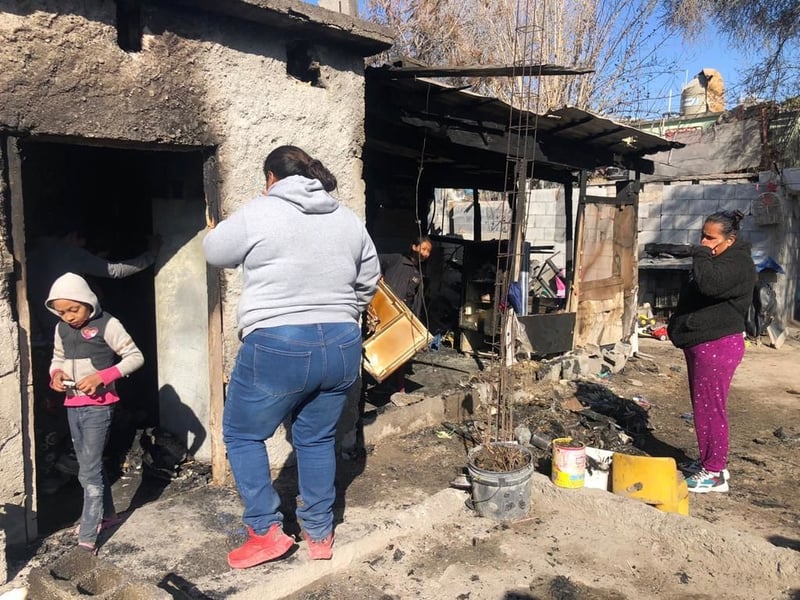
[551,437,586,488]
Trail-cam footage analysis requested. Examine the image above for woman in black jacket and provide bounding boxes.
[667,210,756,493]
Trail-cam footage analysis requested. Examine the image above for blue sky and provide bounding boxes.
[303,0,750,117]
[647,26,748,115]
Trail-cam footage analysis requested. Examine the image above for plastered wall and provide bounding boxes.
[0,0,377,549]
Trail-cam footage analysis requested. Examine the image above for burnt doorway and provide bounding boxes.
[15,139,207,536]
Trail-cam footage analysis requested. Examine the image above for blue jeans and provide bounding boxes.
[68,405,116,545]
[223,322,362,540]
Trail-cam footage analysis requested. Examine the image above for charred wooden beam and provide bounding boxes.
[366,64,594,79]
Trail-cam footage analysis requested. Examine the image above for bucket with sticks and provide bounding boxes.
[467,442,534,521]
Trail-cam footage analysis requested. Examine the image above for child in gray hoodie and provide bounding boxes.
[47,272,144,553]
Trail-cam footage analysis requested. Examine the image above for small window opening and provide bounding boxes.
[116,0,143,52]
[287,40,322,87]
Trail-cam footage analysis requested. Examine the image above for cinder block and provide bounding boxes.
[637,230,662,245]
[758,171,774,184]
[684,199,720,216]
[602,350,628,373]
[535,215,557,229]
[528,202,549,216]
[702,184,739,200]
[638,202,659,219]
[675,214,705,230]
[661,195,695,213]
[536,360,562,382]
[663,184,700,201]
[658,229,691,244]
[640,181,664,198]
[735,184,759,199]
[718,197,751,211]
[639,216,662,232]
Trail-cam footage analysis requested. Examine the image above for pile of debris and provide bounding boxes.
[123,427,211,488]
[535,342,635,382]
[450,369,652,463]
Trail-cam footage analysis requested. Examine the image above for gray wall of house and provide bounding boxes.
[0,0,373,551]
[637,177,799,326]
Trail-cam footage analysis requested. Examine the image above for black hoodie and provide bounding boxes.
[667,238,756,349]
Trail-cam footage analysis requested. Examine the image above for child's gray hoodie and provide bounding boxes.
[46,272,144,405]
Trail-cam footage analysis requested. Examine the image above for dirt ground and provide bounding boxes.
[286,334,800,600]
[3,334,800,599]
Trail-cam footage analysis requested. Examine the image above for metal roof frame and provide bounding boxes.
[365,72,684,189]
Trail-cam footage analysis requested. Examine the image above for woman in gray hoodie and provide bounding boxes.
[204,146,380,568]
[47,272,144,553]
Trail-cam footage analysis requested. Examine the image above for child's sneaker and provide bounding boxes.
[686,468,729,493]
[303,531,334,560]
[679,459,729,480]
[77,542,98,555]
[73,514,125,536]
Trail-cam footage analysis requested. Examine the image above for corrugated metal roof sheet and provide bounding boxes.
[540,106,683,157]
[365,74,683,187]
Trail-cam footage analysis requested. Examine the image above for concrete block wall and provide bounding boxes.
[527,187,576,270]
[637,176,798,324]
[445,200,511,241]
[639,180,760,252]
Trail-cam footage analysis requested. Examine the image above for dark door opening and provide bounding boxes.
[18,139,205,536]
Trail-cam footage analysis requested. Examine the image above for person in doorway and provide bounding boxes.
[203,145,380,568]
[27,225,159,494]
[667,210,756,493]
[47,272,145,554]
[28,226,160,349]
[379,235,432,393]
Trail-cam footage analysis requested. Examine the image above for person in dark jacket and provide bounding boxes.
[381,236,432,319]
[380,235,432,393]
[667,210,756,493]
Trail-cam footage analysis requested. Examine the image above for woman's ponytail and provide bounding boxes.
[263,146,337,192]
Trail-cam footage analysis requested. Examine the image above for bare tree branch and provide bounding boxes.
[364,0,683,118]
[662,0,800,98]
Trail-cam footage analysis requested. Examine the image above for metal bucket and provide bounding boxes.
[467,442,534,521]
[551,437,586,489]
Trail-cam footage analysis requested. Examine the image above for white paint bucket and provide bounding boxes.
[584,447,613,491]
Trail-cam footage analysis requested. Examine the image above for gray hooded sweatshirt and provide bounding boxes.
[47,272,144,406]
[203,175,381,338]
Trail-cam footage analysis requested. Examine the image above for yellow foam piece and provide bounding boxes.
[611,453,689,515]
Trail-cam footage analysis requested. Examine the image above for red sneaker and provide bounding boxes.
[227,524,295,569]
[303,531,334,560]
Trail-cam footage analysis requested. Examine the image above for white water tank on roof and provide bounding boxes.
[680,77,706,115]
